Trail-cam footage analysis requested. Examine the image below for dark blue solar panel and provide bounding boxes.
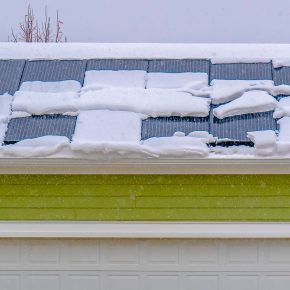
[0,60,25,94]
[4,115,77,144]
[141,117,209,140]
[21,60,87,84]
[210,63,273,82]
[148,59,210,73]
[211,111,276,142]
[273,66,290,85]
[86,59,149,71]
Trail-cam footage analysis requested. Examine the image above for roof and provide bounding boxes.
[0,43,290,172]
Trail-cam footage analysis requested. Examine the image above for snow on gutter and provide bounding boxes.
[0,158,289,174]
[1,43,290,66]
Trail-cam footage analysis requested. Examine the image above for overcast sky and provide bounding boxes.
[1,0,290,43]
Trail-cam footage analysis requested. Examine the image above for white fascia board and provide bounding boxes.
[1,222,290,238]
[0,158,289,174]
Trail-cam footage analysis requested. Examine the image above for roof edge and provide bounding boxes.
[0,158,289,174]
[0,43,290,65]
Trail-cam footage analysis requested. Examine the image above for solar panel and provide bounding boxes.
[4,115,77,144]
[141,117,209,140]
[0,60,25,95]
[210,63,273,82]
[273,66,290,86]
[86,59,149,71]
[21,60,87,84]
[148,59,210,73]
[211,111,276,143]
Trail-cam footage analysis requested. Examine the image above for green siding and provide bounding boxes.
[0,175,289,221]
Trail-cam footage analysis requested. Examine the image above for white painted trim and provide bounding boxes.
[0,158,290,174]
[0,222,290,238]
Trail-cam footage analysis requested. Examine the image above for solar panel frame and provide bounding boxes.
[141,116,210,140]
[210,63,273,82]
[148,59,210,73]
[211,110,277,143]
[86,59,149,71]
[20,60,87,84]
[0,60,26,95]
[4,115,77,144]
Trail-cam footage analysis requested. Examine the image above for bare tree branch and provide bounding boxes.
[9,4,66,42]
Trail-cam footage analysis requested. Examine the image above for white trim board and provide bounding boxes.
[1,222,290,238]
[0,158,290,174]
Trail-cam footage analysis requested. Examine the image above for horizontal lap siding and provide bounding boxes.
[0,175,289,221]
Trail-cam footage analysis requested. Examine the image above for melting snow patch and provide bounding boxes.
[146,72,210,96]
[83,70,146,91]
[79,88,210,117]
[213,91,277,119]
[19,80,81,93]
[247,130,277,156]
[12,91,79,115]
[71,110,142,153]
[142,136,209,157]
[274,97,290,119]
[0,136,70,157]
[210,80,274,105]
[0,94,13,123]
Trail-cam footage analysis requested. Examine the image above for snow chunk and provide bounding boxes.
[247,130,277,156]
[210,80,274,105]
[213,91,277,119]
[277,117,290,141]
[13,91,79,115]
[0,94,13,123]
[1,136,70,157]
[72,110,142,147]
[187,131,217,143]
[79,88,210,117]
[142,136,209,157]
[83,70,146,91]
[146,72,209,96]
[274,97,290,119]
[19,80,81,93]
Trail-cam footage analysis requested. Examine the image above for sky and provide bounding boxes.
[0,0,290,43]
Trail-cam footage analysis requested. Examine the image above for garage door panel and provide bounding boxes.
[27,274,61,290]
[223,275,259,290]
[0,275,21,290]
[182,240,219,265]
[66,274,101,290]
[261,240,290,265]
[184,275,219,290]
[145,275,180,290]
[106,275,140,290]
[261,275,290,290]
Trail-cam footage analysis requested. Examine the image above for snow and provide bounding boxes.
[79,88,210,117]
[1,43,290,65]
[273,97,290,119]
[146,72,208,89]
[0,94,13,123]
[19,80,81,93]
[72,110,142,147]
[1,136,70,157]
[277,117,290,141]
[247,130,277,156]
[210,80,274,105]
[83,70,146,91]
[142,136,209,157]
[12,91,79,115]
[213,91,278,119]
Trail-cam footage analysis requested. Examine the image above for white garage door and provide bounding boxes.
[0,238,290,290]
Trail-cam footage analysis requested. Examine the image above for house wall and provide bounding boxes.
[0,175,289,221]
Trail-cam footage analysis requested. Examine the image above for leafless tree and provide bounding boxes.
[10,4,66,42]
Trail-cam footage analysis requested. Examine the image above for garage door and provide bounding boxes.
[1,239,290,290]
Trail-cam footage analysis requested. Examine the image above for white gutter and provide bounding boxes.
[0,222,290,238]
[0,158,289,174]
